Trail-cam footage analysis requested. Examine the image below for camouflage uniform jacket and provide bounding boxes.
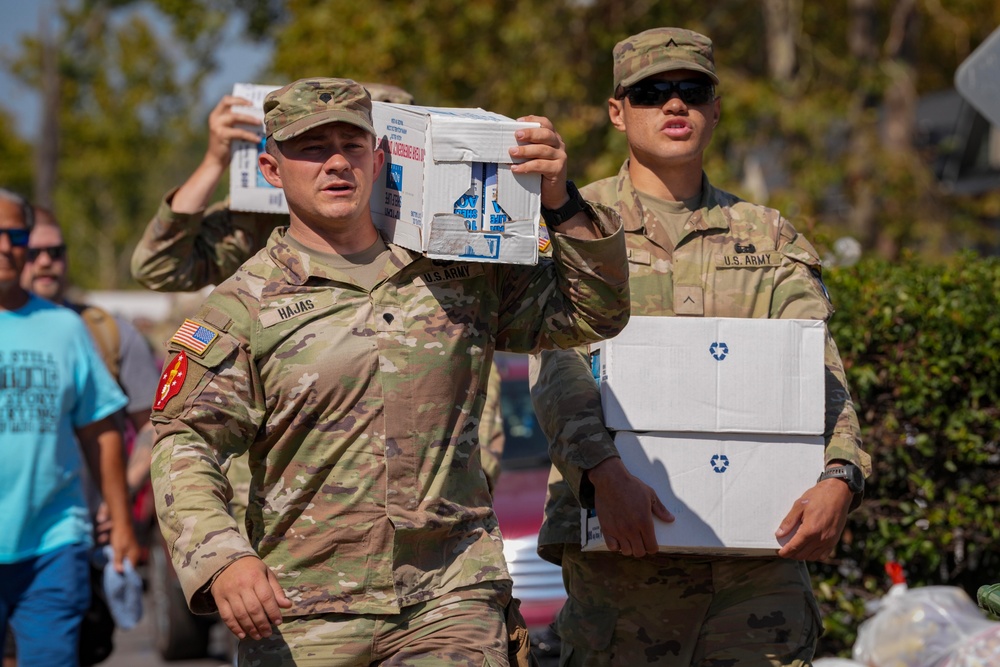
[533,160,871,564]
[131,188,287,292]
[151,210,629,617]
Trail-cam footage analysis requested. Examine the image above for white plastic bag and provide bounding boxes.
[852,586,1000,667]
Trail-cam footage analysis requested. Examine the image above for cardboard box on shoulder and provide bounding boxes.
[580,431,825,556]
[369,103,542,265]
[591,316,826,434]
[228,83,285,214]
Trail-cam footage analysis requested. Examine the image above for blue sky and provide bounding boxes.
[0,0,272,141]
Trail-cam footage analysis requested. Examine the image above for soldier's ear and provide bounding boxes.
[609,97,627,133]
[258,151,283,189]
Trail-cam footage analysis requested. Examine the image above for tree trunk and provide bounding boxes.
[845,0,879,251]
[762,0,800,84]
[33,12,59,210]
[876,0,920,259]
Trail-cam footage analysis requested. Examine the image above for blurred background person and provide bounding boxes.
[0,188,139,667]
[20,207,160,665]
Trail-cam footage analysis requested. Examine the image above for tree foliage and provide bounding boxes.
[3,1,998,287]
[0,110,34,197]
[814,253,1000,655]
[7,0,227,289]
[250,1,1000,260]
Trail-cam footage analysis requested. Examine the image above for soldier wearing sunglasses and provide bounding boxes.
[530,28,870,666]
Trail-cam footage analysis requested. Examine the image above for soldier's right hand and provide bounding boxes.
[211,555,292,640]
[204,95,264,169]
[588,457,674,558]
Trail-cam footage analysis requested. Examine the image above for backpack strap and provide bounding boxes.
[76,304,122,382]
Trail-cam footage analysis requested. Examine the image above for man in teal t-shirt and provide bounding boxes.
[0,188,140,667]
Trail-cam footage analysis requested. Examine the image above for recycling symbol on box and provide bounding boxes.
[709,341,729,361]
[710,454,730,473]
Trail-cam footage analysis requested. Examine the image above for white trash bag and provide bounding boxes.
[852,586,1000,667]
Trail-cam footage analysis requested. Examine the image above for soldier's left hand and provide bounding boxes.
[775,479,853,560]
[509,116,570,210]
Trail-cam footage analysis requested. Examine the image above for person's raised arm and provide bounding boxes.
[172,96,262,214]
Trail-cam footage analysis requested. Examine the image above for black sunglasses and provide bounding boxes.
[26,244,67,262]
[618,79,716,107]
[0,228,31,247]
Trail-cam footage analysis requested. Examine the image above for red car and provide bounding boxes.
[492,352,566,661]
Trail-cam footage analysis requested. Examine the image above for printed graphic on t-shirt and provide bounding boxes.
[0,349,59,434]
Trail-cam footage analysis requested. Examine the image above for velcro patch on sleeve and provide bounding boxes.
[170,319,221,356]
[153,350,188,411]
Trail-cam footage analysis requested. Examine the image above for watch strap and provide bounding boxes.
[540,180,589,228]
[817,464,864,511]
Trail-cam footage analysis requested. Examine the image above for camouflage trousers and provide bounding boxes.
[238,582,511,667]
[557,545,820,667]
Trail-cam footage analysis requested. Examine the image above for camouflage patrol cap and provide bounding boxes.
[613,27,719,91]
[263,78,375,141]
[362,82,415,105]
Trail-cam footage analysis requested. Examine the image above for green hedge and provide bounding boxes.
[813,252,1000,655]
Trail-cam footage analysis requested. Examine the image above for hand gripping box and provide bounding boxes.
[581,431,826,556]
[590,317,827,434]
[369,102,542,264]
[228,83,285,214]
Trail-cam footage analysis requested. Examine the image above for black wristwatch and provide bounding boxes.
[817,463,865,511]
[540,180,590,228]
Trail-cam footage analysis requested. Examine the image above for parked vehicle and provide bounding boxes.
[492,352,566,662]
[148,351,566,661]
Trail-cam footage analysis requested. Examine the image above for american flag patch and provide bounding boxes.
[170,319,220,355]
[538,220,552,253]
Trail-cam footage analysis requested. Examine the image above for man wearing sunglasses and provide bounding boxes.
[18,209,161,663]
[530,28,871,665]
[0,188,139,667]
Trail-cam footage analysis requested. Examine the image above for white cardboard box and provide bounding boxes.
[229,83,285,214]
[369,102,542,265]
[581,431,825,556]
[591,317,826,434]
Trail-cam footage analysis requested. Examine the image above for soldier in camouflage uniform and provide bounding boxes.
[130,83,413,293]
[149,77,629,667]
[530,28,873,666]
[131,85,507,517]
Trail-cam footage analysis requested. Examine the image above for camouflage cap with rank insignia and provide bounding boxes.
[613,27,719,91]
[263,77,375,141]
[361,82,415,105]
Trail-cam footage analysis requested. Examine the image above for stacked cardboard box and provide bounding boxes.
[581,316,827,556]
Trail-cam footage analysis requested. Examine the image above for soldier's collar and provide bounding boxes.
[619,164,730,243]
[268,227,421,286]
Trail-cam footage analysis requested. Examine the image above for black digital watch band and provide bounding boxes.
[817,463,865,511]
[540,180,589,228]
